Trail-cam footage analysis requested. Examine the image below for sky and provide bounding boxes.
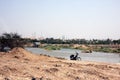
[0,0,120,39]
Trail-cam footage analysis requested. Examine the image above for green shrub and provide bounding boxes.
[43,45,61,50]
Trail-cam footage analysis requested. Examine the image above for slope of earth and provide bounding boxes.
[0,47,120,80]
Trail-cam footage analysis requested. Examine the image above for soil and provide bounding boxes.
[0,47,120,80]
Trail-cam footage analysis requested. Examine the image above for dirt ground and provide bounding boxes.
[0,48,120,80]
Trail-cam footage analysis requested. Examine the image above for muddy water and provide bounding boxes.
[26,48,120,63]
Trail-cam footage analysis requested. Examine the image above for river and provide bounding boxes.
[26,48,120,63]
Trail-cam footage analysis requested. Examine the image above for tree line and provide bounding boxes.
[0,32,120,52]
[40,38,120,44]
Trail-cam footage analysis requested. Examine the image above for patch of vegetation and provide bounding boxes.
[112,48,120,53]
[42,45,61,50]
[0,33,26,52]
[93,47,120,53]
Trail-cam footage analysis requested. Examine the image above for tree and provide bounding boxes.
[0,32,25,51]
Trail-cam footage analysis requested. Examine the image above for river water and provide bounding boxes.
[26,48,120,63]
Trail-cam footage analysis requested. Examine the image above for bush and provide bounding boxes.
[0,32,25,52]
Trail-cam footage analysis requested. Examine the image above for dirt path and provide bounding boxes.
[0,48,120,80]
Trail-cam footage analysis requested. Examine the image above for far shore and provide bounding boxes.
[26,43,120,53]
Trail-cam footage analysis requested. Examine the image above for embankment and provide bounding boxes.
[0,47,120,80]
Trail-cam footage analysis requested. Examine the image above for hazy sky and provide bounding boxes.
[0,0,120,39]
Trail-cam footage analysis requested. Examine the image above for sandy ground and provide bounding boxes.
[0,48,120,80]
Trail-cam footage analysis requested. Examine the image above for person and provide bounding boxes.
[70,52,79,60]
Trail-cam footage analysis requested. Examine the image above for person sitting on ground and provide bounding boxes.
[70,52,78,60]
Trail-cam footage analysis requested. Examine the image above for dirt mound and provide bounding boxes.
[5,47,57,61]
[7,47,39,60]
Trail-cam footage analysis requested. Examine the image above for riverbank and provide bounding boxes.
[38,44,120,53]
[0,47,120,80]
